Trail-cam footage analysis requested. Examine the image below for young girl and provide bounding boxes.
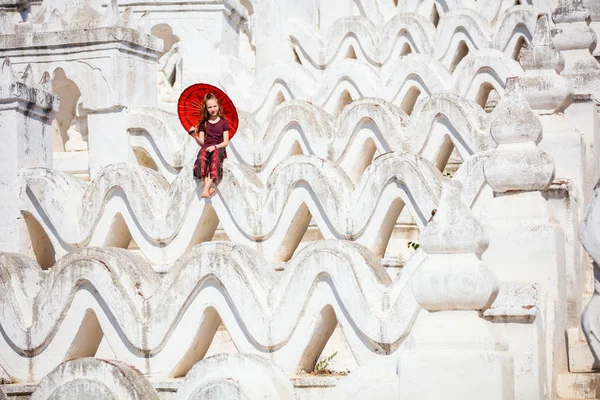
[189,93,230,198]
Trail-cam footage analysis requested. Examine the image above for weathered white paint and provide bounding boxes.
[0,0,598,399]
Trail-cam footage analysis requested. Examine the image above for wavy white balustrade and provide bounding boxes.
[0,241,426,382]
[28,355,294,400]
[289,7,538,72]
[19,152,488,268]
[219,51,522,119]
[339,0,551,27]
[128,94,495,183]
[30,358,160,400]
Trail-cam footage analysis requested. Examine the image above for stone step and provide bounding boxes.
[568,327,599,373]
[556,372,600,399]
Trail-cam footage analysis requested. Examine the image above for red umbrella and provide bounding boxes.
[177,83,239,139]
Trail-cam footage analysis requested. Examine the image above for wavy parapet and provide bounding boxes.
[0,241,425,382]
[27,354,294,399]
[176,354,295,399]
[20,152,484,266]
[30,358,160,400]
[130,52,518,182]
[219,51,522,119]
[289,7,537,72]
[128,93,496,183]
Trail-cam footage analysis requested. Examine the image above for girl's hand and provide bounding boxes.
[207,145,216,153]
[188,126,197,135]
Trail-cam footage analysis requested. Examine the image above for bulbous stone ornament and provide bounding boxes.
[519,14,574,114]
[413,180,498,312]
[484,78,555,193]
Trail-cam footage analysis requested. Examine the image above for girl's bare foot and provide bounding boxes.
[201,188,216,198]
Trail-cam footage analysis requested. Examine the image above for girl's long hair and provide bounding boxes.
[197,93,223,130]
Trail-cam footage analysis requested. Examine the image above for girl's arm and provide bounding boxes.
[189,125,205,147]
[191,131,205,148]
[215,130,230,149]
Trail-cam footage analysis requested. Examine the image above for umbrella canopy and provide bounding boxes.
[177,83,239,139]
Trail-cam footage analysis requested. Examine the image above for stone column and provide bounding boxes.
[551,1,600,203]
[519,14,593,334]
[114,0,248,87]
[482,78,566,398]
[398,180,514,400]
[0,0,163,178]
[0,59,57,252]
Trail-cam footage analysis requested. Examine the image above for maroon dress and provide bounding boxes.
[193,118,229,184]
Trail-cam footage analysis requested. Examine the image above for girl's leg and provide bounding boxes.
[201,176,213,198]
[205,149,223,198]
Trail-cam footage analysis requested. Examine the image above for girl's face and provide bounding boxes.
[206,99,219,117]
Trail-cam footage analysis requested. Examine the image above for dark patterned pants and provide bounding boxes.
[193,148,226,184]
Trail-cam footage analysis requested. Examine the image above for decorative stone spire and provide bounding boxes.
[102,0,121,27]
[20,64,35,87]
[413,180,498,312]
[0,58,58,113]
[551,0,600,98]
[519,14,574,114]
[37,71,51,92]
[483,78,555,193]
[399,180,513,400]
[0,57,16,86]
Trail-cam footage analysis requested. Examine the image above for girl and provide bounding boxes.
[189,93,230,198]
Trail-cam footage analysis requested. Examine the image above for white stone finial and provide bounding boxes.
[102,0,123,27]
[491,79,543,145]
[122,8,135,29]
[413,180,498,312]
[521,14,564,73]
[400,181,512,400]
[137,11,151,35]
[0,12,15,35]
[553,0,591,24]
[484,78,555,193]
[46,8,66,32]
[20,64,35,87]
[0,58,17,85]
[37,71,51,92]
[420,179,488,257]
[552,0,597,55]
[550,0,600,100]
[519,14,574,114]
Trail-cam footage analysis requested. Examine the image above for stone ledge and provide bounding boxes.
[484,282,539,322]
[0,82,57,114]
[556,372,600,399]
[111,0,249,20]
[0,26,162,55]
